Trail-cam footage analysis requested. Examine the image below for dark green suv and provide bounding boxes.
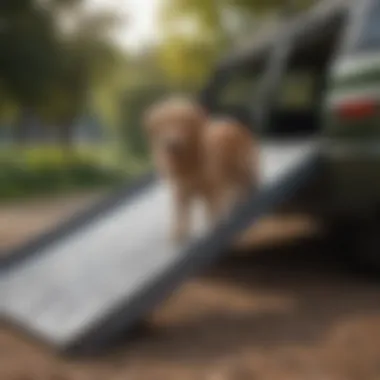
[202,0,380,269]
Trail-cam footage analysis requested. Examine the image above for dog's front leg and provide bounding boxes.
[171,187,191,244]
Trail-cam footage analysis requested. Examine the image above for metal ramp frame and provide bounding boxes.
[0,140,321,356]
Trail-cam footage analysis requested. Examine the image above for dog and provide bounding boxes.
[203,116,258,221]
[144,95,258,244]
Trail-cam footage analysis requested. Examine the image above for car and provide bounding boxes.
[200,0,380,270]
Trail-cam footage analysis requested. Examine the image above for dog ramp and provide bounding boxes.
[0,139,320,355]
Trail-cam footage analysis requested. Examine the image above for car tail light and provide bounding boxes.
[334,98,378,120]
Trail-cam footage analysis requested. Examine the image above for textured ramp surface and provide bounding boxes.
[0,140,318,353]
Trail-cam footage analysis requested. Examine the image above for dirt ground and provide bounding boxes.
[0,190,107,255]
[2,196,380,380]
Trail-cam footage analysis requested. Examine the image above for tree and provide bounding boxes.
[0,0,126,147]
[40,5,125,147]
[0,0,62,142]
[119,53,170,161]
[158,34,221,91]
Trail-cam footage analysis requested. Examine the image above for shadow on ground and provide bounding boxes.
[107,236,380,364]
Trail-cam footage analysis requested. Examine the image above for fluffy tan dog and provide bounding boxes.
[203,116,258,220]
[144,96,258,244]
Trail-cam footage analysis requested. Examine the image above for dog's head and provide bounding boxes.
[144,96,207,159]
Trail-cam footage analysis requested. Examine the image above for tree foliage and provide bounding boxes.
[119,54,170,160]
[0,0,126,146]
[158,0,316,89]
[0,0,60,108]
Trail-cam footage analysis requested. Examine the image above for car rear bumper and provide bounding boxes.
[319,140,380,217]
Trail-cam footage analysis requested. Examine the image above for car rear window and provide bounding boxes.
[354,0,380,51]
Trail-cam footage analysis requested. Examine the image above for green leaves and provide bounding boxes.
[0,0,128,148]
[0,0,60,107]
[158,0,315,89]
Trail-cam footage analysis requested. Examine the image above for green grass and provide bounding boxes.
[0,146,134,202]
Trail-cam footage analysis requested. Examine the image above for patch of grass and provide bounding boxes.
[0,147,130,201]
